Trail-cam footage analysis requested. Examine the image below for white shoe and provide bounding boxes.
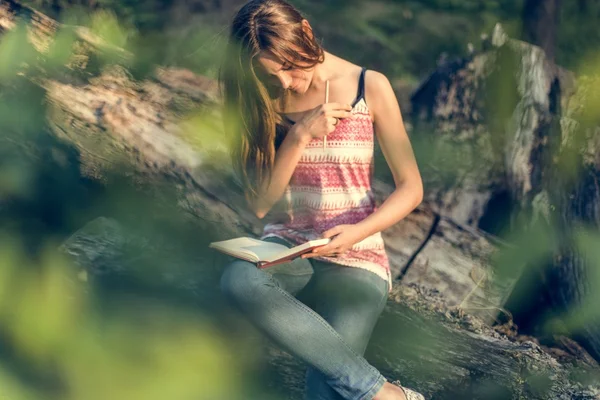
[390,380,425,400]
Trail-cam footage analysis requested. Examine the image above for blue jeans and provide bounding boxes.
[219,236,390,400]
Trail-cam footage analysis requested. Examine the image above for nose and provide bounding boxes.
[277,72,292,89]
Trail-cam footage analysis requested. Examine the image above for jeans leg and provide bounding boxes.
[303,262,390,400]
[219,259,387,400]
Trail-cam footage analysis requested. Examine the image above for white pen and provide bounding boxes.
[324,80,329,150]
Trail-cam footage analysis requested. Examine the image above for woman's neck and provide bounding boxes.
[291,51,339,101]
[276,51,344,116]
[309,51,334,88]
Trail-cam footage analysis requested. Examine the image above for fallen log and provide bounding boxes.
[0,0,516,324]
[60,217,600,399]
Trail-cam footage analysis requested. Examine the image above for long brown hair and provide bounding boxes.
[218,0,324,204]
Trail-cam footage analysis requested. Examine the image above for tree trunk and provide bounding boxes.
[411,22,600,363]
[543,76,600,362]
[522,0,561,62]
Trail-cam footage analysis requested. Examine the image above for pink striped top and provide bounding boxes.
[260,67,392,293]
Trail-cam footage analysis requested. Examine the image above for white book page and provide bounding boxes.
[209,237,289,262]
[262,238,331,262]
[209,237,331,263]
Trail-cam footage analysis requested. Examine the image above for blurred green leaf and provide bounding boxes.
[0,23,38,81]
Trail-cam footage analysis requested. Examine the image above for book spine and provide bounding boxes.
[257,248,309,269]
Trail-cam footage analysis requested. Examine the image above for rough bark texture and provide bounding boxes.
[543,75,600,363]
[410,24,576,232]
[411,23,600,364]
[498,26,600,363]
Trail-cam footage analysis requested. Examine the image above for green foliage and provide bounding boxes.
[14,0,600,80]
[558,0,600,69]
[287,0,527,80]
[0,237,243,400]
[0,23,38,81]
[411,0,522,14]
[1,1,600,398]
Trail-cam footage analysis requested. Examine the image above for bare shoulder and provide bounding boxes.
[365,69,396,106]
[363,69,398,122]
[364,69,392,91]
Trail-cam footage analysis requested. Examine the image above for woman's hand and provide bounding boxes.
[301,224,367,259]
[293,103,353,143]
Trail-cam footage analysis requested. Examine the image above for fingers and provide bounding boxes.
[323,102,353,111]
[329,109,353,119]
[322,103,353,122]
[314,244,333,254]
[302,250,344,259]
[305,243,343,257]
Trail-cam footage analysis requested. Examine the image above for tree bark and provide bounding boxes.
[411,23,600,363]
[522,0,561,62]
[543,75,600,362]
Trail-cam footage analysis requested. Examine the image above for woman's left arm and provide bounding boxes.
[303,71,423,259]
[354,70,423,237]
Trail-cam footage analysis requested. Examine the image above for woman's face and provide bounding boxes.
[255,50,314,95]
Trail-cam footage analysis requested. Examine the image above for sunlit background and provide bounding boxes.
[1,0,600,399]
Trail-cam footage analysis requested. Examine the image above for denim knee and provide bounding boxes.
[219,260,275,305]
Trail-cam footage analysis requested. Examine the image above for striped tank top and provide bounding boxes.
[260,67,392,293]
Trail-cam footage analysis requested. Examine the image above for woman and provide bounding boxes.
[218,1,425,399]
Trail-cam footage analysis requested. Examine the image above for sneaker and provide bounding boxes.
[390,380,425,400]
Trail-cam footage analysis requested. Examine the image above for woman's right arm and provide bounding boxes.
[250,102,353,219]
[251,125,310,219]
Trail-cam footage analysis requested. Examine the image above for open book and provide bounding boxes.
[209,237,331,268]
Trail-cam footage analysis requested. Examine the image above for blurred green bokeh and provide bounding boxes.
[1,1,599,398]
[0,237,245,399]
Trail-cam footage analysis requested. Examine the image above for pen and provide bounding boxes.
[324,80,329,150]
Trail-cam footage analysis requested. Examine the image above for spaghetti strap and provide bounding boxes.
[352,67,367,107]
[283,67,367,124]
